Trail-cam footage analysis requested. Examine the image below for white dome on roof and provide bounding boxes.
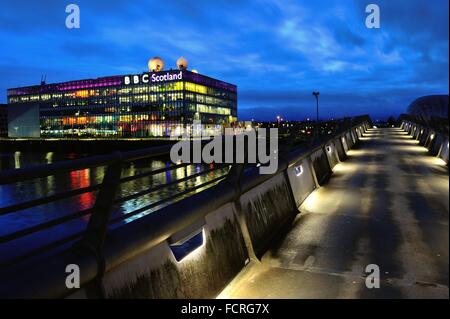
[148,57,165,72]
[176,57,188,70]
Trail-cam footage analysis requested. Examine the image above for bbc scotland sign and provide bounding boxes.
[124,71,183,85]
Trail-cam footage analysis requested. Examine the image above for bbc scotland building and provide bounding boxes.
[7,57,237,138]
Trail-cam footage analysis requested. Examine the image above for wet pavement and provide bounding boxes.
[219,127,449,299]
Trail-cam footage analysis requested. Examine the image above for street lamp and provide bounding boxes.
[312,91,320,122]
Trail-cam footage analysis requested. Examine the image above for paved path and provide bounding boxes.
[219,127,449,299]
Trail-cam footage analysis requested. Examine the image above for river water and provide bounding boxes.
[0,151,228,263]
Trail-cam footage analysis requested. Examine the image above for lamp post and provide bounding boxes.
[312,91,320,122]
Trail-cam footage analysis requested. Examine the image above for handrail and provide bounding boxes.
[0,144,173,185]
[0,164,228,260]
[0,184,101,216]
[114,165,226,204]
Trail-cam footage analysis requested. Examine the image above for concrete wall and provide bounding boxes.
[351,128,358,142]
[407,125,413,135]
[419,128,430,146]
[410,125,416,138]
[286,158,317,207]
[335,136,347,162]
[98,128,366,299]
[325,142,340,170]
[310,148,332,185]
[424,131,436,150]
[437,138,449,163]
[240,173,296,256]
[413,126,421,140]
[416,127,425,141]
[415,126,421,139]
[341,135,349,154]
[402,121,449,165]
[8,103,40,138]
[351,130,357,143]
[345,132,354,149]
[357,127,363,138]
[100,202,248,298]
[429,134,444,156]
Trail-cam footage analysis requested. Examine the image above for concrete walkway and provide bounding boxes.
[219,128,449,299]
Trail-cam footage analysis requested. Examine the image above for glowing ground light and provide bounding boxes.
[169,229,205,262]
[294,165,303,176]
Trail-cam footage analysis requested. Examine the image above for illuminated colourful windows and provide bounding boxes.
[8,73,237,138]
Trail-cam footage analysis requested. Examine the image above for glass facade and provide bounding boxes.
[7,70,237,138]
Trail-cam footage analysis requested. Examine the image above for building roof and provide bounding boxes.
[7,69,236,97]
[407,95,449,120]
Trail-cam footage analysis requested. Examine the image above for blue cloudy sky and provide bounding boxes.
[0,0,448,120]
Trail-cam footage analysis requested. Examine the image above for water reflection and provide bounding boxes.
[70,169,95,212]
[14,151,21,169]
[0,151,228,263]
[45,152,53,164]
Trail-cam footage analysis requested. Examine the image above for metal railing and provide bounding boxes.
[0,144,229,268]
[0,115,371,298]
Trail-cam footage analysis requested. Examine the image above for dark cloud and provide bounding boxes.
[0,0,447,120]
[332,23,366,48]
